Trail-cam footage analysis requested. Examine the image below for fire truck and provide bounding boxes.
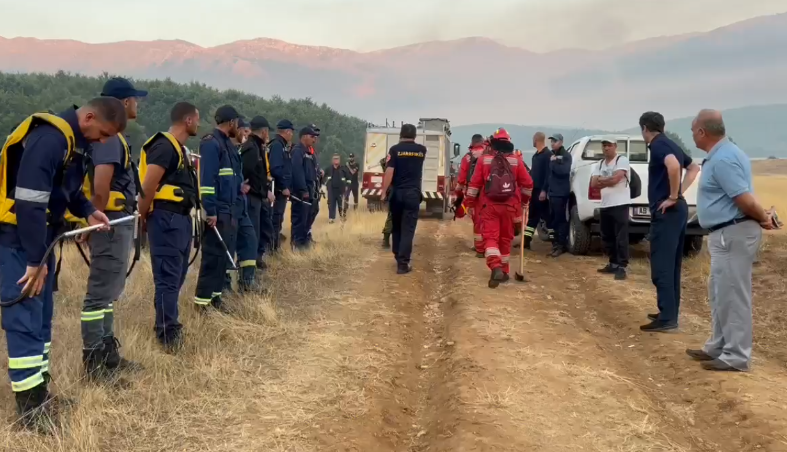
[361,118,457,219]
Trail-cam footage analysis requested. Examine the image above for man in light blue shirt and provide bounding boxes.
[687,109,775,372]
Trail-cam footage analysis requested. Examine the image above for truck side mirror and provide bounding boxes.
[453,143,461,157]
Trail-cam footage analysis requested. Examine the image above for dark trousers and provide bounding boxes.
[650,199,688,325]
[247,195,263,257]
[344,183,359,213]
[390,188,421,267]
[291,191,312,248]
[328,187,344,220]
[549,196,569,249]
[1,244,55,392]
[272,193,288,251]
[259,199,274,257]
[147,210,192,343]
[600,204,630,268]
[308,190,319,240]
[195,213,236,306]
[524,194,550,243]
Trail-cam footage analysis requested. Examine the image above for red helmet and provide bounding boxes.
[492,128,511,142]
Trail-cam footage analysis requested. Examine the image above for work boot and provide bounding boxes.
[614,267,627,281]
[256,259,267,271]
[549,247,566,258]
[501,272,510,283]
[382,233,391,249]
[597,264,617,274]
[397,263,412,275]
[329,219,335,224]
[83,348,112,382]
[523,237,532,250]
[488,268,505,289]
[103,336,143,373]
[15,384,56,434]
[161,331,184,355]
[41,373,74,409]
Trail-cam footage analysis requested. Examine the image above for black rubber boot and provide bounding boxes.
[523,236,532,250]
[83,348,111,382]
[382,233,391,249]
[103,336,143,373]
[15,384,55,434]
[488,268,505,289]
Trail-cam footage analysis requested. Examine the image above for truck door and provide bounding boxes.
[421,134,440,194]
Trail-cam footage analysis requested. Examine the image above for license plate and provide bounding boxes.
[634,207,650,216]
[371,176,383,184]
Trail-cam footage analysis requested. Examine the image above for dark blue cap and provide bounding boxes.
[214,105,240,124]
[308,123,321,136]
[237,117,249,128]
[250,116,269,130]
[299,126,318,137]
[276,119,294,130]
[101,77,148,100]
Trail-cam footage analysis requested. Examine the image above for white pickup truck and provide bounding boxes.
[534,135,708,256]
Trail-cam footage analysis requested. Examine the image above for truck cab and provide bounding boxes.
[361,118,454,218]
[536,135,707,256]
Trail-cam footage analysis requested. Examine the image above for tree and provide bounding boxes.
[0,71,368,163]
[665,131,691,157]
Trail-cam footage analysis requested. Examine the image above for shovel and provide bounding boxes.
[514,205,529,282]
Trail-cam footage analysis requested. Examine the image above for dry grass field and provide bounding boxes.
[0,161,786,451]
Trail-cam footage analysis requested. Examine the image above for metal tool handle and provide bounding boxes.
[211,225,238,270]
[63,214,139,239]
[290,195,312,206]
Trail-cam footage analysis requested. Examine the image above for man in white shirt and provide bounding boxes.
[591,137,631,280]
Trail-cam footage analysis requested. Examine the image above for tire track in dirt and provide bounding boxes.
[562,255,787,452]
[305,219,463,451]
[428,223,700,451]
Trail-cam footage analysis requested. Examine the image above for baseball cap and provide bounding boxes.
[214,105,240,124]
[299,126,318,137]
[101,77,148,100]
[601,136,617,144]
[349,153,355,158]
[309,123,321,136]
[250,116,270,130]
[237,117,249,128]
[276,119,294,130]
[549,133,564,142]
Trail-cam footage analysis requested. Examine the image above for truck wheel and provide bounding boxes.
[629,234,645,245]
[683,236,704,257]
[568,204,591,255]
[537,220,550,242]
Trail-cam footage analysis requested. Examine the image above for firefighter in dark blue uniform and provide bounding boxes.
[306,124,321,244]
[138,102,200,352]
[268,120,294,252]
[0,99,122,430]
[381,124,426,274]
[194,106,241,310]
[523,131,553,249]
[546,133,573,257]
[240,116,274,269]
[290,126,319,249]
[225,118,258,293]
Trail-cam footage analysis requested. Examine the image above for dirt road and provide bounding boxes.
[301,219,787,452]
[5,213,787,452]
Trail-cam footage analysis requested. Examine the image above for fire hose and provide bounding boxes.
[1,214,138,308]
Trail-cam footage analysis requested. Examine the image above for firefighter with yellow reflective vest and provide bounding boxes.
[194,106,242,311]
[138,102,201,352]
[0,99,122,431]
[72,78,147,383]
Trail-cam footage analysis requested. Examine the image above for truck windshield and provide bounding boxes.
[581,140,649,162]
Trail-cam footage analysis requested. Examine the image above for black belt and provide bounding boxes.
[707,216,755,232]
[154,201,194,216]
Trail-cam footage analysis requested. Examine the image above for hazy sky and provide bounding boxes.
[1,0,785,51]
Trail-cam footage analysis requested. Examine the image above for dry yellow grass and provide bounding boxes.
[0,207,386,451]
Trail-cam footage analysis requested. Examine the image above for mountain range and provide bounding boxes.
[453,104,787,160]
[1,12,786,130]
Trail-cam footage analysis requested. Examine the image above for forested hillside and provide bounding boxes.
[0,71,368,166]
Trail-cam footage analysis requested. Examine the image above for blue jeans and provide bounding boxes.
[649,199,688,325]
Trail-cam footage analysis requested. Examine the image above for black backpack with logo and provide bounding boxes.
[599,155,641,199]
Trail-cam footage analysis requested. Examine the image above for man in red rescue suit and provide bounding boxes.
[465,129,533,288]
[455,134,486,257]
